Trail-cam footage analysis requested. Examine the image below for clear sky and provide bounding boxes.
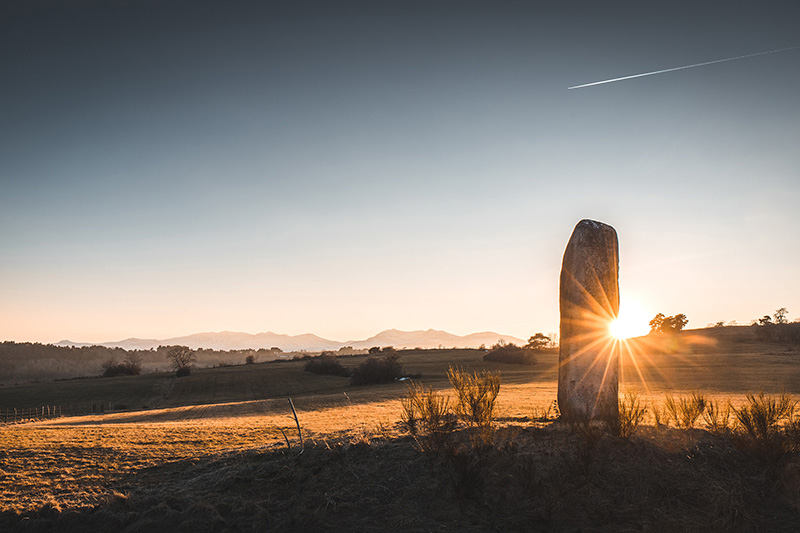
[2,0,799,344]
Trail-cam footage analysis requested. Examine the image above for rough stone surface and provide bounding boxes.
[558,219,620,420]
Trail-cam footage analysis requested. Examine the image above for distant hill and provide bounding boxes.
[54,329,525,352]
[347,329,525,349]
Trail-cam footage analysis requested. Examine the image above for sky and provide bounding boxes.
[2,0,799,344]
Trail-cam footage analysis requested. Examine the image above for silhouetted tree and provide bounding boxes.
[774,308,788,325]
[649,313,688,334]
[525,333,550,351]
[167,346,195,375]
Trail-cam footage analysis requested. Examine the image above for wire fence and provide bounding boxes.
[1,401,120,424]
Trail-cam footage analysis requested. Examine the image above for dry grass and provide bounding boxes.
[3,337,800,530]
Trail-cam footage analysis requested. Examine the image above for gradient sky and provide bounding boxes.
[2,0,799,344]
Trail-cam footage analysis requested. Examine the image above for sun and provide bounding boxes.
[609,297,651,340]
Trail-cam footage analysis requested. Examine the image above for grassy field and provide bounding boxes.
[2,328,800,530]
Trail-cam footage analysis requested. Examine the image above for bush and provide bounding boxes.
[175,367,191,377]
[304,354,350,377]
[482,343,537,366]
[350,354,403,386]
[245,355,256,365]
[102,362,141,377]
[101,354,142,377]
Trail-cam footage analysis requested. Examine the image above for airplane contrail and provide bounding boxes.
[568,46,799,90]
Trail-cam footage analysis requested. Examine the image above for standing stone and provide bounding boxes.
[558,219,620,420]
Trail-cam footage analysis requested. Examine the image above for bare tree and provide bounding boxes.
[774,308,789,325]
[124,352,143,372]
[166,346,196,371]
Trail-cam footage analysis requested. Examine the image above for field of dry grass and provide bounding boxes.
[2,329,800,530]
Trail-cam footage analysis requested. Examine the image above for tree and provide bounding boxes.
[758,315,773,327]
[525,333,550,351]
[665,314,688,333]
[649,313,688,334]
[774,308,788,325]
[124,352,143,372]
[166,346,196,374]
[648,313,666,334]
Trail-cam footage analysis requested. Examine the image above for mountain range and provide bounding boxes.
[55,329,525,352]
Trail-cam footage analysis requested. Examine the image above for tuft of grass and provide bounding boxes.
[399,382,454,454]
[729,391,796,468]
[702,399,732,435]
[447,366,501,446]
[731,391,795,442]
[601,391,647,439]
[532,399,560,423]
[663,392,706,428]
[652,400,666,431]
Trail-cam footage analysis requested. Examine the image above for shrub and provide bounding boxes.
[101,362,141,377]
[304,354,350,377]
[447,366,500,445]
[245,355,256,365]
[482,343,537,366]
[350,354,403,385]
[175,367,191,377]
[663,392,706,428]
[101,353,142,377]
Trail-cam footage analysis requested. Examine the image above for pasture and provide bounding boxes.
[2,329,800,531]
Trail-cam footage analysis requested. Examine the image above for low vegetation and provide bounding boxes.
[3,344,800,530]
[349,353,404,386]
[663,392,707,428]
[303,353,350,377]
[101,353,142,377]
[482,342,538,365]
[601,390,647,438]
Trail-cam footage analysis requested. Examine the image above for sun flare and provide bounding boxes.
[609,298,651,340]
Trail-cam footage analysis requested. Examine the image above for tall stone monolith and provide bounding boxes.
[558,219,620,420]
